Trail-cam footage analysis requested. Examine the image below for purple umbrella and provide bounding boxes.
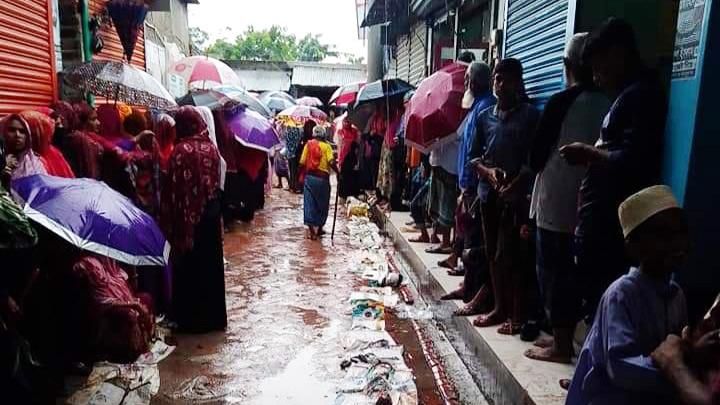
[226,106,281,153]
[12,175,169,266]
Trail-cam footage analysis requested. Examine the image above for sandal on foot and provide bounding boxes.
[441,290,463,301]
[409,236,430,243]
[446,268,465,276]
[453,304,483,317]
[425,246,453,254]
[497,321,522,335]
[437,259,456,270]
[473,313,505,328]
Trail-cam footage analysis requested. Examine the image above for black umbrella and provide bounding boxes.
[354,79,415,108]
[176,89,229,109]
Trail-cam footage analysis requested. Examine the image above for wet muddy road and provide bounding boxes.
[155,190,446,404]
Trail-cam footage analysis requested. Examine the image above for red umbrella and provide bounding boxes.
[404,63,467,152]
[330,82,365,106]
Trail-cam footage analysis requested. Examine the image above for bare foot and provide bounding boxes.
[534,336,554,348]
[524,347,572,364]
[454,303,484,317]
[441,289,463,301]
[409,235,430,243]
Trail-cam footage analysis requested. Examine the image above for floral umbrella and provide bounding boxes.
[276,105,328,126]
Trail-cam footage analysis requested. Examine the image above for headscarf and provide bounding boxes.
[154,114,176,171]
[97,104,134,151]
[1,114,48,180]
[196,106,227,190]
[51,101,79,132]
[20,110,75,178]
[162,106,220,255]
[0,135,37,249]
[337,118,359,167]
[65,104,104,179]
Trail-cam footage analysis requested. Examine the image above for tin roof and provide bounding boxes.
[291,62,367,87]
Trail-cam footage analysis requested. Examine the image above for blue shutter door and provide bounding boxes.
[503,0,569,107]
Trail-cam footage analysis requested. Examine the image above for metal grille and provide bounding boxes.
[504,0,569,107]
[408,21,427,86]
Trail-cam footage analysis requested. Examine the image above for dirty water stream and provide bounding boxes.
[155,191,454,404]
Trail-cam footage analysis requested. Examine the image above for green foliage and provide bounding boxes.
[189,27,210,52]
[203,25,337,62]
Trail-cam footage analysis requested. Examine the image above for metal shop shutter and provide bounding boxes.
[408,22,428,86]
[503,0,569,107]
[90,0,146,69]
[0,0,57,116]
[396,34,411,82]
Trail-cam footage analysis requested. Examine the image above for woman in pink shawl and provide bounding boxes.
[1,114,47,184]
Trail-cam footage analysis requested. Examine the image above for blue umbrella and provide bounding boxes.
[12,175,169,266]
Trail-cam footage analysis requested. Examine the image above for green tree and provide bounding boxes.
[297,34,336,62]
[189,27,210,54]
[205,26,336,62]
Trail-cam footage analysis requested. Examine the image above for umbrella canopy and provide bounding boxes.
[176,89,229,109]
[404,63,468,152]
[260,91,296,104]
[354,79,414,107]
[213,85,272,118]
[0,190,37,250]
[276,105,328,126]
[225,106,281,153]
[330,82,365,106]
[296,96,323,107]
[63,61,177,109]
[12,175,170,266]
[263,97,296,114]
[168,56,243,97]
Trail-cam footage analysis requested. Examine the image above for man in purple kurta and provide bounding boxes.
[565,185,689,405]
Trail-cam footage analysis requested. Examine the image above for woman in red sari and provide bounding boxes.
[64,104,104,179]
[20,110,75,178]
[162,106,226,333]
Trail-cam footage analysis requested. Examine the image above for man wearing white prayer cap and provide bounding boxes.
[566,184,689,405]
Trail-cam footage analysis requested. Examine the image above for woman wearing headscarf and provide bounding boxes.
[337,117,361,199]
[162,106,226,333]
[154,114,176,172]
[20,110,75,178]
[196,106,227,191]
[300,126,338,240]
[1,114,47,184]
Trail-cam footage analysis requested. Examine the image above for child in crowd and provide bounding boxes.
[566,185,689,405]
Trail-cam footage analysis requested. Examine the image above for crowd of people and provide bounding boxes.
[0,97,300,400]
[330,17,720,404]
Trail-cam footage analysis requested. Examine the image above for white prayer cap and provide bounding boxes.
[564,33,589,64]
[618,185,680,238]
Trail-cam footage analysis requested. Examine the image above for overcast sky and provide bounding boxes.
[188,0,367,62]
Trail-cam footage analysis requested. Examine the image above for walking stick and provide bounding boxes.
[331,175,340,243]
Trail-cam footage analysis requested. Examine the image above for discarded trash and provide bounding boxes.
[395,305,434,320]
[169,375,228,402]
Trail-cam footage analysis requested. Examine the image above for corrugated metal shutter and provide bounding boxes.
[503,0,569,106]
[408,22,427,86]
[396,34,411,82]
[0,0,57,116]
[90,0,146,69]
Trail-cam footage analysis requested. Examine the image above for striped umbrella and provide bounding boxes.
[330,82,365,106]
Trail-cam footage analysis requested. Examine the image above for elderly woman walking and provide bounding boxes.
[300,126,338,240]
[162,106,226,333]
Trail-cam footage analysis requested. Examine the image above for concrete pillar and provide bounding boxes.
[366,25,384,82]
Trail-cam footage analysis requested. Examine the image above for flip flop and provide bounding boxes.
[446,268,465,276]
[497,321,522,335]
[473,313,505,328]
[409,236,430,243]
[559,379,571,390]
[425,246,453,254]
[437,259,455,270]
[453,305,483,317]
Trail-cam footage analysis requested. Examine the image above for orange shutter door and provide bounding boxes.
[0,0,57,116]
[90,0,146,70]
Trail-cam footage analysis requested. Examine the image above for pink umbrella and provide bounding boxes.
[168,56,243,97]
[404,63,467,152]
[330,82,365,106]
[276,105,327,125]
[296,96,324,107]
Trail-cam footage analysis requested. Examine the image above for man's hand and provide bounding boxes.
[652,334,685,369]
[559,142,603,166]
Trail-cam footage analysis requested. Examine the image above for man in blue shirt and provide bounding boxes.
[442,62,497,313]
[560,18,667,324]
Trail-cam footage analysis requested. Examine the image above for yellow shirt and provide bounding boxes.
[300,140,334,173]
